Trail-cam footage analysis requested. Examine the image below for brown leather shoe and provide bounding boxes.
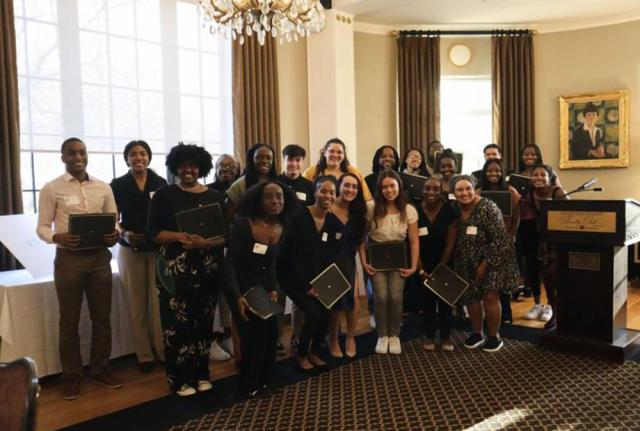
[61,377,80,401]
[92,372,123,389]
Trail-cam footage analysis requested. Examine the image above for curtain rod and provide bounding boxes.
[394,29,534,37]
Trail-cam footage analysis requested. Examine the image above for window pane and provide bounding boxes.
[85,137,113,152]
[149,155,168,180]
[25,0,57,23]
[114,157,129,178]
[80,32,109,85]
[13,0,25,17]
[180,95,202,142]
[135,0,161,42]
[22,192,36,214]
[29,79,63,134]
[19,133,31,151]
[201,53,221,97]
[138,42,162,90]
[107,0,135,38]
[178,49,200,95]
[89,153,116,182]
[31,134,62,151]
[109,36,137,88]
[33,152,63,189]
[202,98,222,142]
[20,151,33,190]
[139,91,164,139]
[18,77,30,134]
[78,0,107,32]
[26,21,60,79]
[111,87,138,138]
[83,84,112,137]
[176,1,199,49]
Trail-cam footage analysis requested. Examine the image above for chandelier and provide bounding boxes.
[200,0,327,46]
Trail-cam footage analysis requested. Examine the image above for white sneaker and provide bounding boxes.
[524,304,543,320]
[388,336,401,354]
[375,336,388,354]
[221,337,234,355]
[176,384,196,397]
[539,305,553,322]
[369,315,376,329]
[209,340,231,361]
[197,380,213,392]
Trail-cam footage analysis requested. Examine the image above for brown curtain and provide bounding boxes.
[492,32,535,171]
[397,35,440,157]
[0,0,22,271]
[232,35,281,171]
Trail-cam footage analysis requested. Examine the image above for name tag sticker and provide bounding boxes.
[149,191,155,199]
[335,232,342,240]
[466,226,478,235]
[419,227,429,236]
[63,195,80,206]
[296,191,307,201]
[321,232,328,242]
[252,242,268,255]
[448,193,456,201]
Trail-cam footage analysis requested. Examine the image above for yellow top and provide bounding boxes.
[302,164,373,201]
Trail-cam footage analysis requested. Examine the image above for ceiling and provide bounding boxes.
[333,0,640,33]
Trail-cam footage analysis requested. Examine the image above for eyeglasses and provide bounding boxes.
[217,163,236,169]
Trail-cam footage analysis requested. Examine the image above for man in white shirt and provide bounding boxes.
[36,137,122,400]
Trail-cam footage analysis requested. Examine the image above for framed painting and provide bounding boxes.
[559,89,629,169]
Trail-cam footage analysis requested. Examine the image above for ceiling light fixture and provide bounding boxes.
[199,0,327,46]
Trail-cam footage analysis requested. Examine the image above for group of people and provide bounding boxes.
[36,135,567,401]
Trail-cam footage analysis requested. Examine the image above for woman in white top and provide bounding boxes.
[359,170,419,354]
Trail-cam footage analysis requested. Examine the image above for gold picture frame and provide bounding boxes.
[559,89,629,169]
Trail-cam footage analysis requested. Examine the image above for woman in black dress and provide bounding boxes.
[364,145,400,195]
[225,181,296,398]
[417,177,457,351]
[327,173,367,358]
[148,144,226,397]
[437,149,458,199]
[278,176,338,371]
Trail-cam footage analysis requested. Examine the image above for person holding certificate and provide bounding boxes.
[425,140,444,177]
[278,176,339,371]
[528,164,569,331]
[451,176,519,352]
[110,140,167,373]
[359,170,419,355]
[477,158,521,324]
[327,173,368,358]
[36,137,121,400]
[224,181,296,398]
[147,143,226,397]
[417,177,457,351]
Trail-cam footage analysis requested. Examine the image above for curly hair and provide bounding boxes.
[165,143,212,177]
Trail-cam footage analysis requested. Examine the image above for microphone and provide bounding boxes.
[578,177,598,191]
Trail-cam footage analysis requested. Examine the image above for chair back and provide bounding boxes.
[0,357,39,431]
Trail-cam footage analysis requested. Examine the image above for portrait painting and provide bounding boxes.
[559,89,629,169]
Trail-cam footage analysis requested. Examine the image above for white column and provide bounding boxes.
[306,10,358,167]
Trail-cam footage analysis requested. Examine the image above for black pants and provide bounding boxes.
[422,289,451,341]
[235,313,278,393]
[517,220,541,298]
[288,289,329,356]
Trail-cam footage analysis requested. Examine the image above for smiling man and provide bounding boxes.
[36,137,122,401]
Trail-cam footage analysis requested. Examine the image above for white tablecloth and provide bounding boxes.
[0,261,135,377]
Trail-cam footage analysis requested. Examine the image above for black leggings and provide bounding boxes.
[235,313,278,393]
[422,289,451,341]
[517,220,541,298]
[288,290,329,356]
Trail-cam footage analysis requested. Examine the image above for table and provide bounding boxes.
[0,261,135,377]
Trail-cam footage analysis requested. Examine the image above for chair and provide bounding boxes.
[0,357,39,431]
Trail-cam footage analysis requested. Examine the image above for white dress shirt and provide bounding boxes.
[36,172,118,245]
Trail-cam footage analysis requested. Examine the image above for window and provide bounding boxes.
[440,76,492,175]
[15,0,233,213]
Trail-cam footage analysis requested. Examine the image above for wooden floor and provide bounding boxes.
[36,287,640,431]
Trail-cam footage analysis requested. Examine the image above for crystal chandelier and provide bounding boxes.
[200,0,327,46]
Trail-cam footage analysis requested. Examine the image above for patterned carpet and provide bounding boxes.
[170,331,640,431]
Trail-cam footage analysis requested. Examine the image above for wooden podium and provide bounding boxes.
[539,199,640,363]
